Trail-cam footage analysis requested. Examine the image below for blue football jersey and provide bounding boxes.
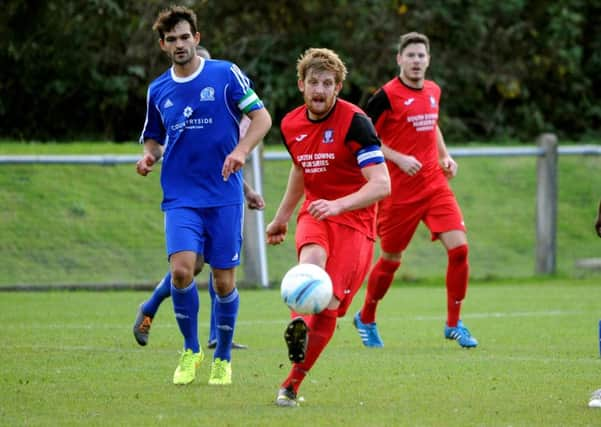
[140,58,265,210]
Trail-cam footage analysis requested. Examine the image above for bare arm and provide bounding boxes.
[266,164,305,245]
[436,125,457,178]
[222,108,272,181]
[136,139,163,176]
[307,162,391,221]
[381,142,423,177]
[243,180,265,210]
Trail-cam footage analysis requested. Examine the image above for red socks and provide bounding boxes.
[361,258,400,323]
[446,244,469,327]
[282,308,337,393]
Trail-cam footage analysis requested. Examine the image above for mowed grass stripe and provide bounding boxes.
[1,309,588,331]
[3,283,601,426]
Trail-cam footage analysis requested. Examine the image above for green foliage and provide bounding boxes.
[0,1,599,143]
[2,281,601,426]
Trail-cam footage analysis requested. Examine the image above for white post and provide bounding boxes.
[242,145,270,287]
[535,133,558,275]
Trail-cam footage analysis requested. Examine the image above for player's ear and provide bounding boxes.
[159,38,167,51]
[297,80,305,92]
[335,81,343,95]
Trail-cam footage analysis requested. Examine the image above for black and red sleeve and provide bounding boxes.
[363,88,391,126]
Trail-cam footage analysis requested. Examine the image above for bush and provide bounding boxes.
[1,0,599,143]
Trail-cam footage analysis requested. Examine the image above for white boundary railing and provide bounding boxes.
[2,135,600,284]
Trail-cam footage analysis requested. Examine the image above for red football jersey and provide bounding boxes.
[280,99,379,237]
[367,78,449,203]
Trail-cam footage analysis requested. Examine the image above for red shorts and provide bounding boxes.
[296,212,374,317]
[377,186,466,254]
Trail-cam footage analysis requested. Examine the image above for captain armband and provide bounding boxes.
[356,145,385,168]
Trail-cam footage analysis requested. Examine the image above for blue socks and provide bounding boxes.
[208,273,217,343]
[213,288,239,362]
[142,270,236,357]
[142,272,172,317]
[171,280,200,353]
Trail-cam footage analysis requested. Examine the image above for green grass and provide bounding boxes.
[2,279,601,426]
[1,142,601,287]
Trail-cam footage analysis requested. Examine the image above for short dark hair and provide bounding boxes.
[398,32,430,54]
[152,5,198,40]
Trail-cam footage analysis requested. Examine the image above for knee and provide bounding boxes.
[299,244,327,267]
[212,269,235,296]
[448,244,468,265]
[379,256,402,274]
[171,264,195,288]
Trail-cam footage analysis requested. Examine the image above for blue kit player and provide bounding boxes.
[136,5,272,385]
[133,46,263,352]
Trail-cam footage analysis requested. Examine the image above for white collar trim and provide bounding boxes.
[170,57,205,83]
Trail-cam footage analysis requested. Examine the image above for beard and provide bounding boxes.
[305,95,335,118]
[171,47,194,65]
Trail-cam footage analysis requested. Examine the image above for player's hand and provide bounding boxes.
[307,199,342,220]
[245,190,265,210]
[136,153,156,176]
[595,216,601,238]
[440,156,458,178]
[396,154,422,176]
[266,221,288,245]
[222,148,246,181]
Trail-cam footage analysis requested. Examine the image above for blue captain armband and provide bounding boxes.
[356,145,385,168]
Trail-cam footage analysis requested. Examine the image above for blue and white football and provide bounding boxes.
[280,263,333,314]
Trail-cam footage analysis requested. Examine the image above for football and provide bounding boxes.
[280,263,333,314]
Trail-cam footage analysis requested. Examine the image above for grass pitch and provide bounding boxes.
[2,279,601,426]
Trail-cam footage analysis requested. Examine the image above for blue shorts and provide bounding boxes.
[164,204,244,269]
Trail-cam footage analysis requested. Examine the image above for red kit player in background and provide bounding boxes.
[266,48,390,406]
[353,32,479,349]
